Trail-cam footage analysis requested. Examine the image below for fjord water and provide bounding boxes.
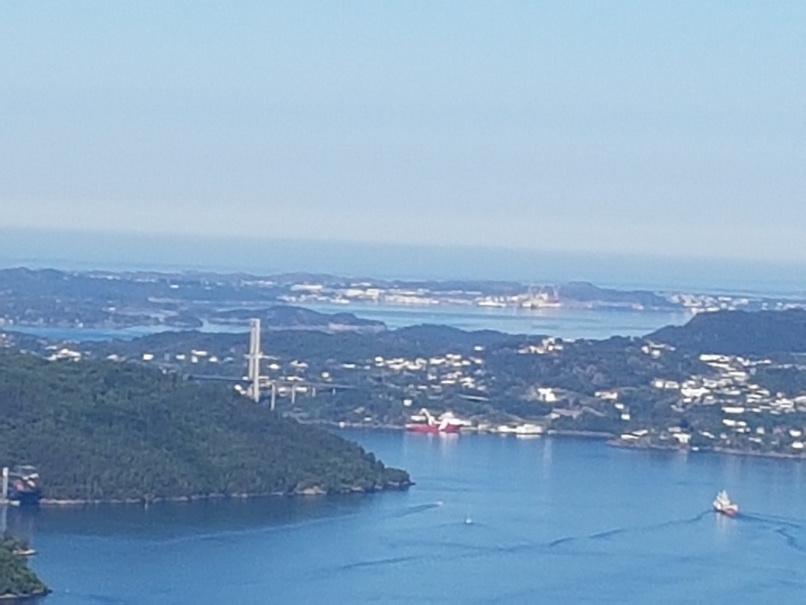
[300,302,692,340]
[10,304,692,342]
[13,431,806,603]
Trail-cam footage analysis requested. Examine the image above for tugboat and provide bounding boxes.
[712,490,738,517]
[3,466,42,506]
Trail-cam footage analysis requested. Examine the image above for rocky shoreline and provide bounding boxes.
[0,588,50,601]
[310,419,616,440]
[38,479,412,507]
[35,431,806,509]
[609,438,806,461]
[546,429,612,439]
[314,421,806,463]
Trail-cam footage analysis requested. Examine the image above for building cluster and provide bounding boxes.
[518,337,565,355]
[667,292,805,313]
[279,282,658,311]
[279,282,562,310]
[619,349,806,453]
[370,350,487,400]
[11,306,806,457]
[46,345,83,362]
[280,283,456,307]
[155,349,225,365]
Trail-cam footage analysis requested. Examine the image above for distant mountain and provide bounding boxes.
[648,309,806,355]
[210,305,386,333]
[73,322,520,371]
[555,282,673,308]
[393,324,522,350]
[267,272,347,286]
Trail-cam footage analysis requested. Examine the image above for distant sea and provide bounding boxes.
[1,229,805,297]
[300,302,692,340]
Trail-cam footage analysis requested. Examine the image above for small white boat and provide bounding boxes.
[712,490,739,516]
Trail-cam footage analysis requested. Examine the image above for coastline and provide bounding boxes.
[329,422,806,463]
[38,480,412,507]
[320,420,610,440]
[30,431,806,508]
[546,429,612,439]
[609,438,806,461]
[0,589,50,601]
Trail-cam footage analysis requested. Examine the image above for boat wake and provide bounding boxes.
[546,510,711,549]
[741,513,804,528]
[389,501,445,518]
[336,555,421,571]
[53,590,122,604]
[741,513,806,553]
[774,528,806,553]
[586,511,806,556]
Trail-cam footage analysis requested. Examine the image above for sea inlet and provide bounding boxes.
[8,430,806,603]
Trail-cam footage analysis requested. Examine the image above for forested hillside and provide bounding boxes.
[0,350,410,501]
[649,309,806,355]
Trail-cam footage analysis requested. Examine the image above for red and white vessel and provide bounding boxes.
[712,490,739,516]
[406,409,462,434]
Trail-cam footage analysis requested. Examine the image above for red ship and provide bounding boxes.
[405,409,462,434]
[406,421,461,434]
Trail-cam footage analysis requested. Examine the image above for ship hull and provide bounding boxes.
[712,490,738,517]
[5,469,42,506]
[406,424,461,434]
[714,506,738,517]
[9,490,42,506]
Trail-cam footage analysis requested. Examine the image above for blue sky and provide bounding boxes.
[1,1,804,264]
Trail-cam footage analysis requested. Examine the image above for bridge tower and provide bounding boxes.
[1,467,8,503]
[246,318,263,403]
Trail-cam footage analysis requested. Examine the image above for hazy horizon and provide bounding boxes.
[2,2,805,266]
[1,227,804,296]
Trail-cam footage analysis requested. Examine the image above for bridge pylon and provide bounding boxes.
[246,318,263,403]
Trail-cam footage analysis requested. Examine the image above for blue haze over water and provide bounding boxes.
[1,230,805,297]
[9,431,806,603]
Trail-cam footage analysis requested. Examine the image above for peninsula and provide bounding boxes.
[0,349,410,503]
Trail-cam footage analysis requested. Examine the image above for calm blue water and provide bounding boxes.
[8,304,691,342]
[8,431,806,603]
[301,302,691,340]
[8,323,250,343]
[8,326,163,342]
